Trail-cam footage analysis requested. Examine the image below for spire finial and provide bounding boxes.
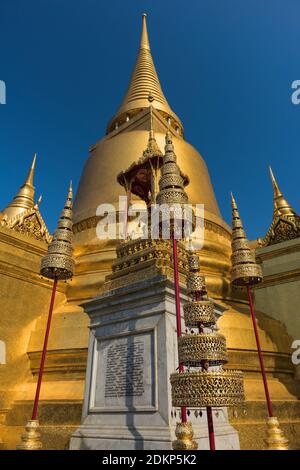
[68,180,73,199]
[106,14,183,134]
[269,166,281,199]
[230,192,237,210]
[26,153,37,187]
[140,13,150,50]
[269,166,296,216]
[2,153,37,219]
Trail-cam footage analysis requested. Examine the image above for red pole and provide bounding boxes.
[31,278,58,420]
[172,237,187,423]
[206,406,216,451]
[247,286,273,418]
[198,303,216,449]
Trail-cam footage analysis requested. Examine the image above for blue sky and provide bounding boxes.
[0,0,299,238]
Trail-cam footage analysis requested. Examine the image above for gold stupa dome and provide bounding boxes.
[73,14,227,233]
[72,14,231,300]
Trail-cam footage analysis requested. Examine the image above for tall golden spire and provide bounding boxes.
[269,166,296,217]
[262,167,300,246]
[3,154,37,220]
[107,14,183,133]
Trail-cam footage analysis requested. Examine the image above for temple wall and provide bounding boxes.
[255,238,300,340]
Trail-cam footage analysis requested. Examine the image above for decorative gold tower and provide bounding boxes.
[2,153,37,220]
[156,131,197,450]
[231,193,263,286]
[0,154,51,243]
[230,193,289,450]
[156,131,189,207]
[17,182,75,450]
[40,182,75,280]
[170,251,244,449]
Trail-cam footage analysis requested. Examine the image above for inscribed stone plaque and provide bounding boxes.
[93,331,155,410]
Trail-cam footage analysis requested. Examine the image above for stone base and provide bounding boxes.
[70,422,240,450]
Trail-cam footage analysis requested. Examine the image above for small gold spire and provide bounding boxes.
[230,193,262,286]
[40,181,75,280]
[140,13,150,50]
[107,14,183,134]
[269,166,296,217]
[2,153,37,220]
[156,131,189,206]
[230,192,237,210]
[262,167,300,246]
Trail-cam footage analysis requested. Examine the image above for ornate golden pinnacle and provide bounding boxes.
[230,193,262,287]
[265,417,289,450]
[172,422,198,450]
[16,419,42,450]
[155,131,194,237]
[40,182,75,280]
[170,251,244,408]
[262,167,300,246]
[156,131,189,207]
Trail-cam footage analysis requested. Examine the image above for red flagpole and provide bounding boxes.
[206,406,216,451]
[172,237,187,423]
[247,286,273,417]
[197,298,216,450]
[31,278,58,420]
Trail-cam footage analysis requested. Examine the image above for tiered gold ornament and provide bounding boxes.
[170,253,244,411]
[155,131,193,242]
[155,132,197,450]
[231,193,262,286]
[230,193,289,451]
[40,182,75,280]
[17,182,75,450]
